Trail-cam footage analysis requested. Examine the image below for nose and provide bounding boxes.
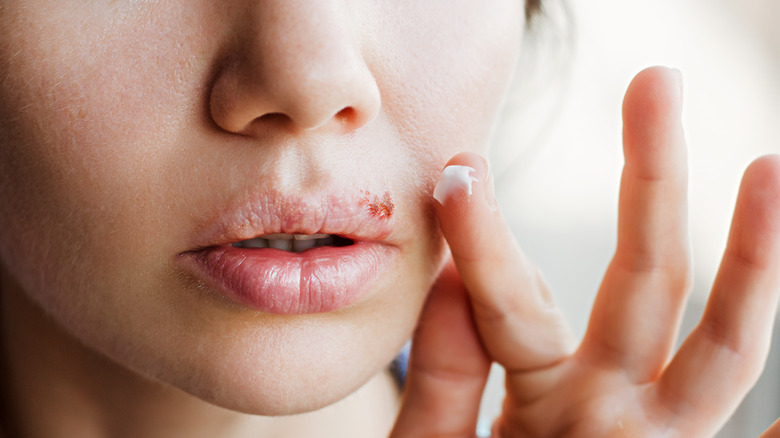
[209,1,381,135]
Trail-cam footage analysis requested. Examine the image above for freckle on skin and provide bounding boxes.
[360,191,394,219]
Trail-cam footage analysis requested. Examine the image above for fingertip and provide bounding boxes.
[623,66,683,122]
[428,156,575,374]
[432,152,494,211]
[731,154,780,266]
[443,151,489,172]
[432,152,503,265]
[738,153,780,228]
[667,156,780,419]
[742,154,780,195]
[622,66,687,179]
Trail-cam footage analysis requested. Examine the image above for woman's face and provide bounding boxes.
[0,1,524,414]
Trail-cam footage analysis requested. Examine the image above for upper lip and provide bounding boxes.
[184,188,395,251]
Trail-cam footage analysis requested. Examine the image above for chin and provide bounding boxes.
[162,323,397,416]
[155,228,445,416]
[121,275,425,417]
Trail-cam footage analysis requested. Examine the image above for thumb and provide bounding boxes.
[390,262,492,438]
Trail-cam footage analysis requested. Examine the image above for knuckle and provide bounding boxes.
[611,248,692,290]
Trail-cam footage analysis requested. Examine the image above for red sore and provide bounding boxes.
[360,191,395,219]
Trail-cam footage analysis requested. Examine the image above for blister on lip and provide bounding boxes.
[189,190,394,251]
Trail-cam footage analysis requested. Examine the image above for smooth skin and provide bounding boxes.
[394,67,780,437]
[0,1,522,436]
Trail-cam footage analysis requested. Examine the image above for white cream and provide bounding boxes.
[433,165,478,205]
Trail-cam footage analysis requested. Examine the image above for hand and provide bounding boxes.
[391,67,780,437]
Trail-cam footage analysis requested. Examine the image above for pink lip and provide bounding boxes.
[179,190,398,315]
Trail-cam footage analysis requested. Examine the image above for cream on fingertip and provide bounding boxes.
[433,165,479,205]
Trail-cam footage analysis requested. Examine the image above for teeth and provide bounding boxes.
[293,234,330,241]
[263,234,294,241]
[232,234,339,253]
[292,239,317,252]
[240,237,268,249]
[268,238,293,251]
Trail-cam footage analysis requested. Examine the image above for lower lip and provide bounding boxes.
[180,243,395,315]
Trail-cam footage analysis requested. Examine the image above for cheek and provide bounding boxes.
[0,3,216,330]
[0,0,522,413]
[369,0,525,168]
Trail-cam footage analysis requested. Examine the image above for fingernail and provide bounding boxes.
[433,165,479,205]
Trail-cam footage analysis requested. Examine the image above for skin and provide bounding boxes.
[1,2,780,438]
[392,69,780,437]
[0,1,522,437]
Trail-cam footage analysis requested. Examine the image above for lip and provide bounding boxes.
[178,190,398,315]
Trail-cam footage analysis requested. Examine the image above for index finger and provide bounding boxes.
[434,152,575,373]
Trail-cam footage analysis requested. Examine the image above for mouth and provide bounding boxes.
[231,233,354,252]
[178,190,398,315]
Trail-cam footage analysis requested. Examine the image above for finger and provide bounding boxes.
[434,152,575,374]
[582,66,692,381]
[656,155,780,430]
[391,262,492,438]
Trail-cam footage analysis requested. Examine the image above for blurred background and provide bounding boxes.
[483,0,780,436]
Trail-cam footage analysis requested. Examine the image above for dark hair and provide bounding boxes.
[526,0,542,21]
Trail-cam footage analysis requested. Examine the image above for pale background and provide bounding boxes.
[482,0,780,436]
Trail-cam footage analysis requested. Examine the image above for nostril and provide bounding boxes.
[253,112,292,130]
[238,112,292,135]
[238,108,362,135]
[334,106,373,132]
[335,106,356,122]
[258,112,289,123]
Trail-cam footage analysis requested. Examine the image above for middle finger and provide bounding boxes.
[582,67,692,382]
